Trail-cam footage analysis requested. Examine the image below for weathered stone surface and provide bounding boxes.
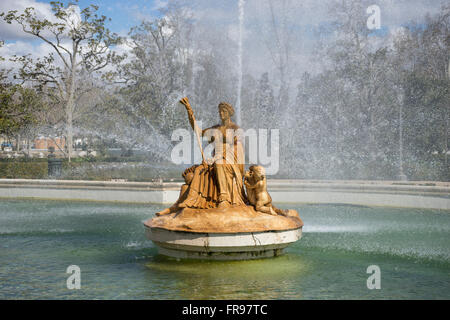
[144,205,303,233]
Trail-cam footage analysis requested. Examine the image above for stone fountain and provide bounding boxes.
[143,97,303,260]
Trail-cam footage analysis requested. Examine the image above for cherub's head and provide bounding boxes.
[245,165,266,183]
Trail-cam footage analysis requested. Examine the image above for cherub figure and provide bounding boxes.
[156,166,196,216]
[244,165,288,216]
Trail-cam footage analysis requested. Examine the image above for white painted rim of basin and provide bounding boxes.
[145,226,302,252]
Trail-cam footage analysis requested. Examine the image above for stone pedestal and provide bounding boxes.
[143,205,303,260]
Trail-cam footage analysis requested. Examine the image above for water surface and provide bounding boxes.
[0,200,449,299]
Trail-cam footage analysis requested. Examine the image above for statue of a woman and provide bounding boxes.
[177,97,247,209]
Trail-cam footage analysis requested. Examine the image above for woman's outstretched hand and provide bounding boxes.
[179,97,194,117]
[179,97,191,109]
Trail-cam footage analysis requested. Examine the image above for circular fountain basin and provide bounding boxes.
[143,205,303,260]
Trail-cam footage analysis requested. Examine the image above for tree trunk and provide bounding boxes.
[444,87,448,175]
[16,134,21,152]
[27,135,31,157]
[66,47,77,163]
[67,109,73,162]
[398,94,407,181]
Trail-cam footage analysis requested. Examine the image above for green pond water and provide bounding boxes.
[0,199,449,299]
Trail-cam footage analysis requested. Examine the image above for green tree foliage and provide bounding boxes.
[0,85,45,138]
[115,17,188,137]
[1,0,124,160]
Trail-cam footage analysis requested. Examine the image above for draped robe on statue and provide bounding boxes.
[180,124,247,209]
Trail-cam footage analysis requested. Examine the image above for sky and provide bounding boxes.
[0,0,168,40]
[0,0,446,78]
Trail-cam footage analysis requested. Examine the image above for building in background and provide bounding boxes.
[34,137,66,152]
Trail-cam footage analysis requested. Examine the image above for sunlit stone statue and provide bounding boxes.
[176,97,246,210]
[244,165,288,216]
[144,97,303,260]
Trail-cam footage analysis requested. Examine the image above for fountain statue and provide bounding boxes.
[144,97,303,260]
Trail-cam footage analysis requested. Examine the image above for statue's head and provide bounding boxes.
[218,102,234,121]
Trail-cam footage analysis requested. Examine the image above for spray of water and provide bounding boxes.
[236,0,245,126]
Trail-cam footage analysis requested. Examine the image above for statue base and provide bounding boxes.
[143,205,303,260]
